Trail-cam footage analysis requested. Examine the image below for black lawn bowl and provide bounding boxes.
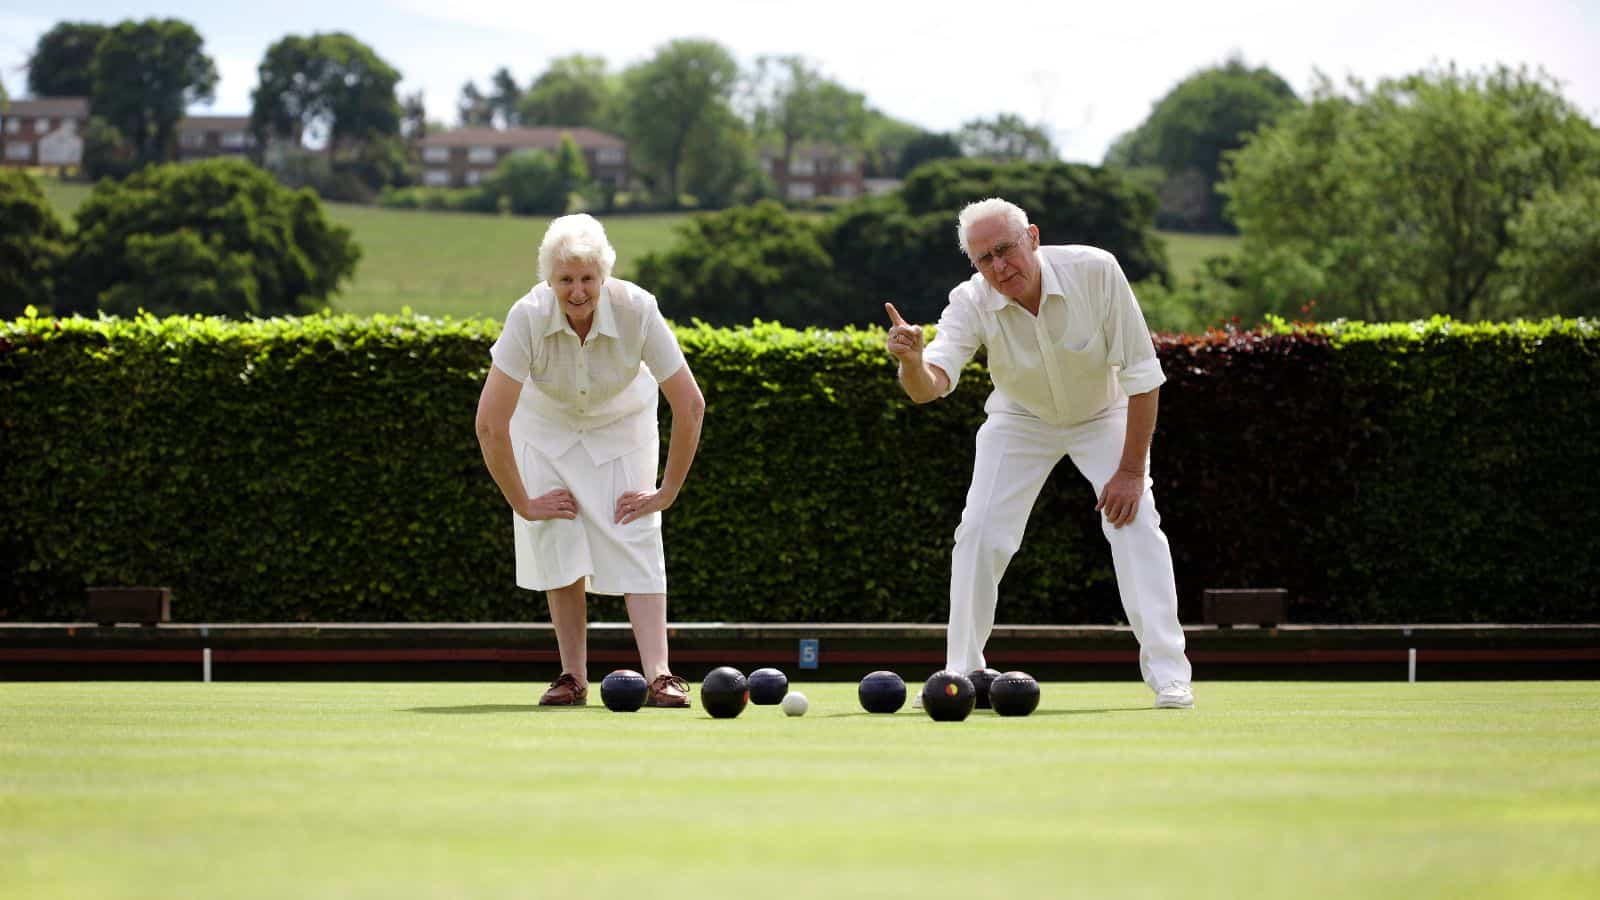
[858,670,907,714]
[988,671,1041,717]
[600,669,649,712]
[921,670,976,722]
[747,667,789,705]
[700,666,749,719]
[968,667,1001,709]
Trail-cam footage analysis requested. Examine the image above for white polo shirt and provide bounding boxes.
[491,278,686,464]
[922,245,1166,426]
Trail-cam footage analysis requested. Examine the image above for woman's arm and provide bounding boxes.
[475,366,576,521]
[615,364,704,525]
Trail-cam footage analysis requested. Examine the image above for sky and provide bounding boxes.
[2,0,1597,163]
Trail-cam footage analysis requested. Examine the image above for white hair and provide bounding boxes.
[538,214,617,283]
[956,198,1030,257]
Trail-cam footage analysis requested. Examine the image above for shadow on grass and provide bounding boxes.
[1027,706,1152,717]
[817,706,1149,719]
[403,704,580,714]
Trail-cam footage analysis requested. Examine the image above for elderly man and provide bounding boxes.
[885,197,1193,709]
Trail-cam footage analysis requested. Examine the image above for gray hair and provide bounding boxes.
[956,198,1030,257]
[538,213,617,283]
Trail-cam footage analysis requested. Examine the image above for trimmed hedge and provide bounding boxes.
[2,312,1596,623]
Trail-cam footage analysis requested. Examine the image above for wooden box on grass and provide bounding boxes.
[85,587,171,627]
[1202,588,1287,628]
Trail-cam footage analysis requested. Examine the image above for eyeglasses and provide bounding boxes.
[971,239,1023,270]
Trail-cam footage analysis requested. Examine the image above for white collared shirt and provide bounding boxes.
[490,278,686,464]
[922,245,1166,426]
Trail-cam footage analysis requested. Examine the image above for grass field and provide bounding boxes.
[2,681,1596,900]
[1159,230,1240,283]
[35,177,1237,321]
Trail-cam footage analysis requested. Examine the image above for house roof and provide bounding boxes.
[180,115,252,131]
[4,97,91,118]
[419,127,625,150]
[757,141,863,161]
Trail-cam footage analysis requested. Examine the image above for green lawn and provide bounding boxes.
[34,175,94,217]
[2,681,1596,900]
[319,205,690,319]
[1158,230,1239,282]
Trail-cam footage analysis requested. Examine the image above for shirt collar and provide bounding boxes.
[978,249,1056,312]
[1037,252,1065,303]
[540,280,621,339]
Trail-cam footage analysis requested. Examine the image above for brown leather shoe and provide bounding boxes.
[539,672,588,706]
[645,674,690,708]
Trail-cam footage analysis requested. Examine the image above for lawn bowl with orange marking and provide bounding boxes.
[920,670,975,722]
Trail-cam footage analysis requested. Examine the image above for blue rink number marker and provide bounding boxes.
[799,639,819,670]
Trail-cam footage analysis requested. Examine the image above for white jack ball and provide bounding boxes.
[780,691,808,717]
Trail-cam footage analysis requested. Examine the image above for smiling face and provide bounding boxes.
[549,257,603,327]
[965,215,1041,303]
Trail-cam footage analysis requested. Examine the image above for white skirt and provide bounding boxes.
[512,437,666,595]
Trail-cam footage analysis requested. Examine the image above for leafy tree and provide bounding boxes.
[484,134,590,216]
[682,106,766,208]
[519,55,616,128]
[620,39,741,206]
[858,108,923,178]
[90,18,217,167]
[1107,56,1299,231]
[80,116,138,181]
[745,56,867,177]
[1495,177,1600,317]
[0,171,68,317]
[896,131,963,177]
[489,67,522,128]
[1221,64,1600,322]
[400,90,428,148]
[956,114,1055,161]
[61,159,360,318]
[26,22,108,97]
[252,33,402,153]
[457,81,493,127]
[634,201,838,325]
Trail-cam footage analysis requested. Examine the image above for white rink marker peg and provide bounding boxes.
[203,647,212,683]
[1407,648,1416,684]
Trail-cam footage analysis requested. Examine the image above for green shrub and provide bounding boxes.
[633,202,841,326]
[1,313,1595,624]
[60,158,360,318]
[0,171,68,318]
[635,159,1172,329]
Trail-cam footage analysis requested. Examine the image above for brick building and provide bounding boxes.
[0,97,90,170]
[417,127,627,190]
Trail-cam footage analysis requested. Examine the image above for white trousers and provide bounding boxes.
[947,404,1192,691]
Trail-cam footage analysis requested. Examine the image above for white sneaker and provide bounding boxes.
[1154,681,1194,709]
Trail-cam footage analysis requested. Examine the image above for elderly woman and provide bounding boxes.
[475,214,705,708]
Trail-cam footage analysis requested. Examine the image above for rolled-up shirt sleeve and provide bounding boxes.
[921,288,982,397]
[1101,255,1166,397]
[490,303,535,381]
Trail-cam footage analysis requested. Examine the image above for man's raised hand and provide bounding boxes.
[884,302,924,362]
